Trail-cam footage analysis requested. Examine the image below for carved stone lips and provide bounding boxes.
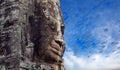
[50,40,63,56]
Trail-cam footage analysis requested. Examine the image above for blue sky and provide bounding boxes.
[60,0,120,70]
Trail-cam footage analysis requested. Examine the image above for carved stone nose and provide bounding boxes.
[55,36,65,48]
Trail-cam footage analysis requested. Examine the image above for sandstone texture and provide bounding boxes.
[0,0,65,70]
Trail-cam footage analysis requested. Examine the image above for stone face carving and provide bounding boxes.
[0,0,65,70]
[32,0,65,62]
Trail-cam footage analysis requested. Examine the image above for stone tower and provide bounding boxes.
[0,0,65,70]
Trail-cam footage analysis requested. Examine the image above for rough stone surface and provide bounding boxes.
[0,0,65,70]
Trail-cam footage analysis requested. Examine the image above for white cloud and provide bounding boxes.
[64,49,120,70]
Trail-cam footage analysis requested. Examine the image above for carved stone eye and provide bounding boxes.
[51,25,55,30]
[49,23,56,32]
[3,20,14,28]
[61,24,64,34]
